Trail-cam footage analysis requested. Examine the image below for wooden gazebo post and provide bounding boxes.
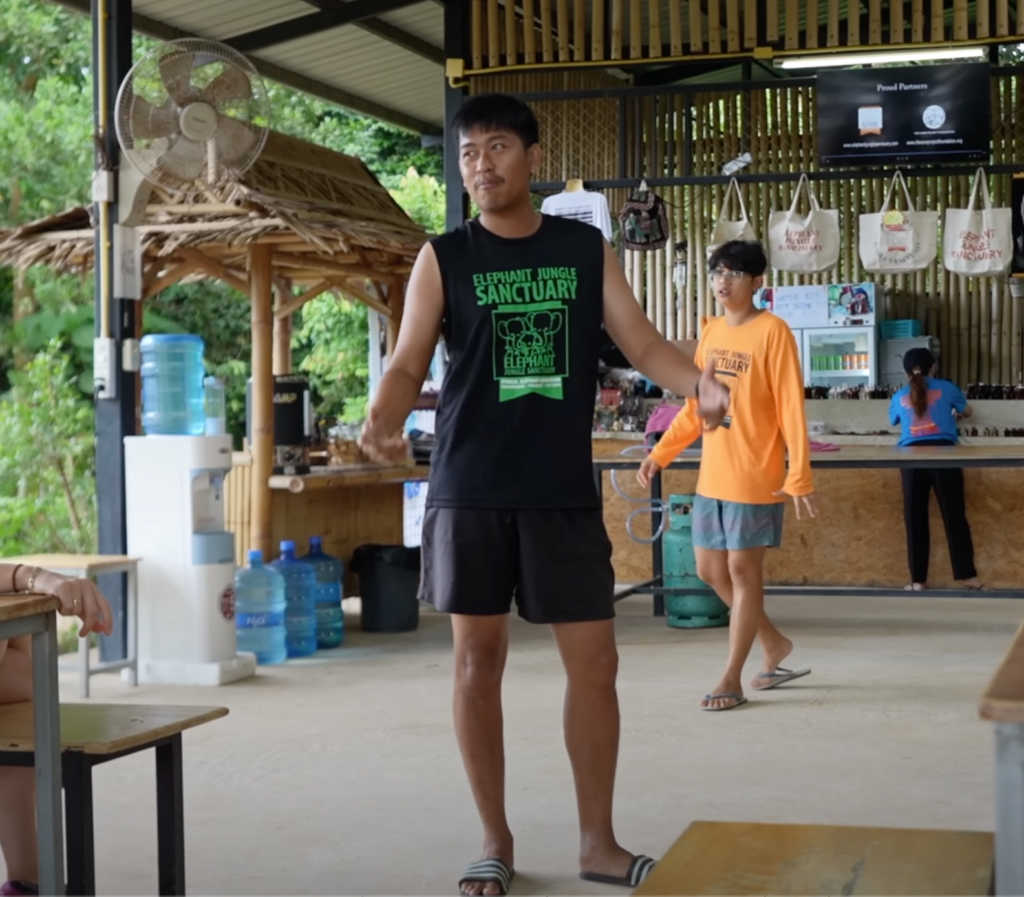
[250,245,274,560]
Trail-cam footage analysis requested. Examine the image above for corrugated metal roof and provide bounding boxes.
[50,0,446,133]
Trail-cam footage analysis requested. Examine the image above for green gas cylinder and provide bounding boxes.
[662,494,730,629]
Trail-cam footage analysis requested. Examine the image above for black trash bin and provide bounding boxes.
[350,544,422,633]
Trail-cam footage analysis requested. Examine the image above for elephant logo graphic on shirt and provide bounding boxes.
[496,309,564,376]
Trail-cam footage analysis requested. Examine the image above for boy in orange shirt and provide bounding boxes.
[638,240,818,711]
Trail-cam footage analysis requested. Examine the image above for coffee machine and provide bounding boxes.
[246,374,313,474]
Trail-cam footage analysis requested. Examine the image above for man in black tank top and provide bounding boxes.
[359,94,729,896]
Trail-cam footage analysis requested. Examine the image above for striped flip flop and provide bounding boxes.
[579,854,657,888]
[458,858,514,896]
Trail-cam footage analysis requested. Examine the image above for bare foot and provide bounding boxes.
[700,677,744,710]
[751,635,793,691]
[460,834,514,897]
[579,839,640,881]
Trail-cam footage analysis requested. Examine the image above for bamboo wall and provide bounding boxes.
[474,72,1024,386]
[469,0,1024,69]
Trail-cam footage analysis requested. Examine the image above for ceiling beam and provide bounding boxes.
[224,0,429,53]
[48,0,440,134]
[300,0,443,65]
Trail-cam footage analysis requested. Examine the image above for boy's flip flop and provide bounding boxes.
[701,693,748,711]
[579,854,657,888]
[753,666,811,691]
[458,858,514,895]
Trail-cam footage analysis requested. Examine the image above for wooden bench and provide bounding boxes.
[0,702,228,896]
[979,615,1024,895]
[632,820,994,895]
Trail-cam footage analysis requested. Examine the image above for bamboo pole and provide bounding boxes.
[488,0,500,65]
[744,0,757,47]
[931,0,945,40]
[912,0,924,41]
[890,0,905,41]
[869,0,882,42]
[652,246,663,331]
[847,0,861,44]
[785,0,799,47]
[766,0,779,42]
[557,0,570,59]
[996,0,1009,36]
[827,0,840,44]
[725,0,741,50]
[504,0,516,63]
[273,279,293,375]
[472,0,484,68]
[612,0,624,58]
[1000,280,1012,384]
[541,0,554,61]
[386,282,406,359]
[708,0,722,52]
[953,0,968,39]
[630,0,643,57]
[689,0,704,51]
[574,0,585,59]
[670,0,684,53]
[249,244,273,561]
[806,0,819,47]
[685,186,696,339]
[524,0,537,61]
[649,0,663,56]
[1013,278,1023,383]
[1018,0,1024,37]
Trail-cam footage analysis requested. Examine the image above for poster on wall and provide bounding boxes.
[1012,175,1024,276]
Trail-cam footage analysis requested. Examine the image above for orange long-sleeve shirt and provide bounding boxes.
[648,312,813,504]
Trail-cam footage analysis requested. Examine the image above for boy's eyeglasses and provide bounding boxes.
[708,268,748,281]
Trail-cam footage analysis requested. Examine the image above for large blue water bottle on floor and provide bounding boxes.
[268,540,317,657]
[300,536,345,649]
[234,550,288,665]
[139,334,206,435]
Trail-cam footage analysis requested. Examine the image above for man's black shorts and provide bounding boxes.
[418,507,616,625]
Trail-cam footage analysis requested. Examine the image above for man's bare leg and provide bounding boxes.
[696,548,795,691]
[451,614,514,897]
[0,636,38,886]
[550,620,637,880]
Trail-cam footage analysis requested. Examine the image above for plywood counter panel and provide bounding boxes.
[594,438,1024,589]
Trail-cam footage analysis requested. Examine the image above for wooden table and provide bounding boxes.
[1,555,140,699]
[0,594,64,895]
[979,616,1024,895]
[632,820,994,895]
[0,702,229,895]
[595,443,1024,615]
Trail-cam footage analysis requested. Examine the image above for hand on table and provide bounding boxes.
[34,571,114,637]
[773,489,819,521]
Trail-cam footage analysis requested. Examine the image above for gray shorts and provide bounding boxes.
[692,494,785,552]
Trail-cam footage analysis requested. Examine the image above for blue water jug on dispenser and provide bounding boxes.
[300,536,345,649]
[234,550,288,665]
[140,334,206,435]
[267,540,317,657]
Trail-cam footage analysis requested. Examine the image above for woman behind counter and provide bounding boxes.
[889,347,986,592]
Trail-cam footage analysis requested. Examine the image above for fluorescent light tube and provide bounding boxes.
[778,47,987,69]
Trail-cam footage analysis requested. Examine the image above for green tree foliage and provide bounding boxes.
[0,341,97,555]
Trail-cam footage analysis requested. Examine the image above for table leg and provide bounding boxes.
[31,615,65,896]
[126,565,138,688]
[995,722,1024,895]
[156,736,186,895]
[63,753,96,896]
[78,625,89,700]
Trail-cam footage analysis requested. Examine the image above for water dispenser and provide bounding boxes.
[125,434,256,686]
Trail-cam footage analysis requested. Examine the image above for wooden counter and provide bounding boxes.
[594,437,1024,590]
[226,452,428,595]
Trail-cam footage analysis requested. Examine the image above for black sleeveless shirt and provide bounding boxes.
[426,214,605,509]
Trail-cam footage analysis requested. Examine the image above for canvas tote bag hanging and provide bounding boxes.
[858,170,938,273]
[707,178,757,257]
[768,174,841,273]
[943,167,1013,277]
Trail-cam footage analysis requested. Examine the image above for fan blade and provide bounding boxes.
[202,66,252,104]
[130,95,181,141]
[154,134,208,183]
[159,49,196,106]
[214,115,258,164]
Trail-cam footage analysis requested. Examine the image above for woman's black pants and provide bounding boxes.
[900,466,978,583]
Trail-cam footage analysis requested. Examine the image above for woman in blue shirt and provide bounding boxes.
[889,347,984,591]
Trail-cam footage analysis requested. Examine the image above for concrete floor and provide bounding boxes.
[7,593,1021,895]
